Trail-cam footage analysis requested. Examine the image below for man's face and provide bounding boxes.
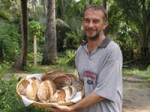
[82,9,107,40]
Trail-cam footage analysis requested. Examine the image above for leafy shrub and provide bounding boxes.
[27,52,43,64]
[28,20,44,53]
[0,23,20,62]
[65,50,76,66]
[147,65,150,71]
[57,50,76,67]
[0,62,11,79]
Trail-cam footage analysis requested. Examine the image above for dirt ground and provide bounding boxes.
[123,77,150,112]
[4,73,150,112]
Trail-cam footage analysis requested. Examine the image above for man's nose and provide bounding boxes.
[89,21,94,27]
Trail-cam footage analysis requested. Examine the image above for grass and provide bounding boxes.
[123,67,150,82]
[25,64,77,74]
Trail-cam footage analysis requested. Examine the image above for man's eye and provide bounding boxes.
[93,20,99,23]
[83,19,100,24]
[83,18,90,22]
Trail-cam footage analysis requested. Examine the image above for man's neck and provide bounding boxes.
[87,34,106,53]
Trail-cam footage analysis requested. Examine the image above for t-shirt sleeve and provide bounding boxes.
[75,46,83,69]
[75,45,83,79]
[93,46,122,102]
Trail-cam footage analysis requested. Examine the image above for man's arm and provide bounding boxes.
[70,92,104,111]
[46,92,104,112]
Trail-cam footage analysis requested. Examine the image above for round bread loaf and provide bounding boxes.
[26,78,42,101]
[53,74,78,89]
[37,80,56,103]
[51,86,76,103]
[18,80,30,95]
[18,77,37,95]
[41,70,66,81]
[53,75,71,89]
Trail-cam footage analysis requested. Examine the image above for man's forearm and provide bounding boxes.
[70,92,104,111]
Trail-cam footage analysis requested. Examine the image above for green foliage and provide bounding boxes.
[115,0,143,26]
[65,50,76,66]
[116,28,137,61]
[64,31,84,50]
[27,52,43,64]
[56,19,70,52]
[0,76,49,112]
[28,20,44,63]
[0,62,11,79]
[0,0,19,22]
[28,2,45,23]
[29,20,44,40]
[57,49,76,67]
[28,20,44,50]
[115,0,150,65]
[0,23,20,62]
[0,0,149,68]
[107,2,123,35]
[56,0,86,51]
[147,66,150,71]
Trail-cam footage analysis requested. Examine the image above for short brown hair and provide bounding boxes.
[83,4,108,22]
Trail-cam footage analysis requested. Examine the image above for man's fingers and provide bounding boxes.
[50,103,61,109]
[44,103,72,112]
[46,103,61,112]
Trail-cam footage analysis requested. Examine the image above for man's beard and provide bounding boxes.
[86,32,100,41]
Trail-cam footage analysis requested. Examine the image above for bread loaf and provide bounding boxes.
[41,70,66,81]
[18,77,37,95]
[26,78,42,101]
[51,86,76,103]
[53,73,79,89]
[18,80,30,95]
[37,80,56,103]
[53,75,71,89]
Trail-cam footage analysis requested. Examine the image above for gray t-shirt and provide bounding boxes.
[75,37,123,112]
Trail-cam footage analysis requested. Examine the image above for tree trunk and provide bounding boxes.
[13,0,28,70]
[140,31,149,66]
[42,0,57,65]
[141,47,149,66]
[101,0,107,9]
[140,0,150,66]
[34,34,37,66]
[43,0,47,17]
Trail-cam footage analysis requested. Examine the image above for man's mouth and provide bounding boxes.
[87,30,95,35]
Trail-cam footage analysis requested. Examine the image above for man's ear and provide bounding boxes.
[103,21,108,30]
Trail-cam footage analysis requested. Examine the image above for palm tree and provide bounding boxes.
[42,0,57,65]
[13,0,28,69]
[101,0,107,9]
[115,0,150,66]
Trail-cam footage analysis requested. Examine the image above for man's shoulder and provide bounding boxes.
[107,40,121,50]
[76,45,83,52]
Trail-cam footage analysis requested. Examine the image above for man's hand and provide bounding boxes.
[44,103,74,112]
[44,92,103,112]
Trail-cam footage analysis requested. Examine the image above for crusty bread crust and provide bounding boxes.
[41,70,66,81]
[25,79,42,101]
[51,86,77,103]
[18,80,30,95]
[37,80,56,103]
[18,77,37,95]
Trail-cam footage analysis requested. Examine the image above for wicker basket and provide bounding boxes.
[16,74,84,108]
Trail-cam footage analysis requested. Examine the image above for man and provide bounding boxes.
[46,4,123,112]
